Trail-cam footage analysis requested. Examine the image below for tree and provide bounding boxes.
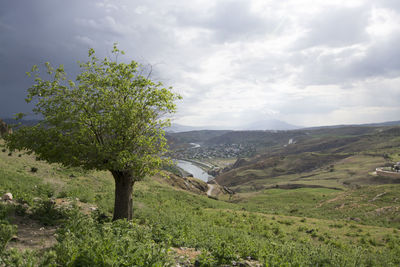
[5,45,181,220]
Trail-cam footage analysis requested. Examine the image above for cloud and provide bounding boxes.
[0,0,399,127]
[293,6,370,49]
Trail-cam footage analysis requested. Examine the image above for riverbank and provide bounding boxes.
[175,159,214,182]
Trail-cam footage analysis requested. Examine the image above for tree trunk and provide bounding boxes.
[111,170,135,221]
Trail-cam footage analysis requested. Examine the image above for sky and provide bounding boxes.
[0,0,399,128]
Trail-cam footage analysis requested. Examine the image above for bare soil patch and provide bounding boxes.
[7,214,57,251]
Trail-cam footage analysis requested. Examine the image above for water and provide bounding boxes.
[175,159,213,182]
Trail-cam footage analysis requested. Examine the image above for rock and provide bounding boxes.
[2,193,13,201]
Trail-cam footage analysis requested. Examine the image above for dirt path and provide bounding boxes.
[207,184,215,196]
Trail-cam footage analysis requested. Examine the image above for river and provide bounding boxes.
[175,159,213,182]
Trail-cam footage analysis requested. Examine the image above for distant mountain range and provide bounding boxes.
[241,119,300,131]
[2,117,400,133]
[302,120,400,130]
[167,119,300,132]
[166,123,208,132]
[168,120,400,132]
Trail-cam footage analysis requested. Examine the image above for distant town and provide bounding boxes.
[171,143,256,159]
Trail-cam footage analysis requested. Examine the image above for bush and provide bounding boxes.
[30,200,69,226]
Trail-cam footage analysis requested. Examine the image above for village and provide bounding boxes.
[172,143,256,159]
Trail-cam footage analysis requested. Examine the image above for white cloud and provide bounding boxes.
[366,7,400,37]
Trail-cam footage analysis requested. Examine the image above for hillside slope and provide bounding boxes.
[1,138,400,266]
[215,126,400,192]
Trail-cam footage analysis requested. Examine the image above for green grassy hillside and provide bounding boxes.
[1,138,400,266]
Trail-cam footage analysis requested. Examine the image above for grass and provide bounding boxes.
[1,138,400,265]
[229,185,400,228]
[221,153,387,194]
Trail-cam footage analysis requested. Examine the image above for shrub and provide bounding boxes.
[54,214,173,266]
[0,221,17,252]
[30,200,69,226]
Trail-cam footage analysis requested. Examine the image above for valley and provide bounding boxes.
[1,123,400,266]
[167,124,400,229]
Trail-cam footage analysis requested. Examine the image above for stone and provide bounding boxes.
[2,192,13,201]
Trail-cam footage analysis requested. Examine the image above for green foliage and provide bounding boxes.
[30,199,70,226]
[0,205,17,253]
[0,221,17,252]
[0,249,57,267]
[5,44,181,180]
[54,214,173,266]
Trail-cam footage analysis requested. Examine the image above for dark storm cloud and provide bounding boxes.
[0,0,168,117]
[0,0,99,117]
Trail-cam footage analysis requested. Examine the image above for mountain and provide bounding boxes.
[363,120,400,127]
[167,119,300,132]
[165,123,208,133]
[303,120,400,130]
[242,119,300,130]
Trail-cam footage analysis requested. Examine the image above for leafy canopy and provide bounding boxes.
[6,45,181,179]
